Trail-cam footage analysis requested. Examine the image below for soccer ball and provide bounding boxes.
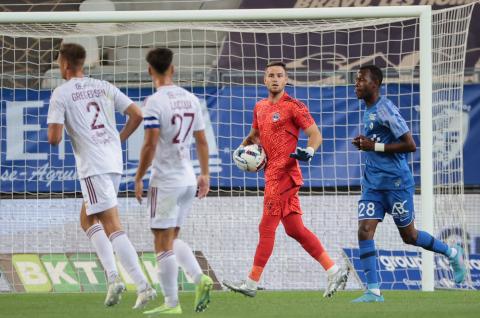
[241,144,267,172]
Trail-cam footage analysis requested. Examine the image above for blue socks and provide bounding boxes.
[359,240,379,289]
[414,230,452,257]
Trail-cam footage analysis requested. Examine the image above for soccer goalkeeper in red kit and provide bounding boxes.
[223,61,349,298]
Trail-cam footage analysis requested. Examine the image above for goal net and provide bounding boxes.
[0,4,476,293]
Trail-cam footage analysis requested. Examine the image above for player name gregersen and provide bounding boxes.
[71,88,106,102]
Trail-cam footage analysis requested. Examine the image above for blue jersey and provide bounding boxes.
[361,96,414,190]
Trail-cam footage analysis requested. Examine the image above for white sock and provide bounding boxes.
[86,224,118,283]
[326,264,339,276]
[173,239,203,284]
[109,230,149,291]
[245,277,258,290]
[157,251,179,307]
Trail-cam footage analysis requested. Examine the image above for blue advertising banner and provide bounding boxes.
[343,248,480,290]
[462,84,480,185]
[1,84,479,193]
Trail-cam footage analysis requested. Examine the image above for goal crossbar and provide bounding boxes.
[0,6,432,23]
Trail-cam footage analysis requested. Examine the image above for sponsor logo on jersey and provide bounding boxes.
[392,200,409,221]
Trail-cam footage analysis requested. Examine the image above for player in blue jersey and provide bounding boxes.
[351,65,466,303]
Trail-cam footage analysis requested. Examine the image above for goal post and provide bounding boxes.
[418,6,434,292]
[0,4,475,293]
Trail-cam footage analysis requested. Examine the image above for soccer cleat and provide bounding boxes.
[449,244,467,284]
[143,303,182,315]
[104,276,125,307]
[323,266,350,298]
[222,280,257,297]
[351,290,385,303]
[194,274,213,312]
[133,286,157,309]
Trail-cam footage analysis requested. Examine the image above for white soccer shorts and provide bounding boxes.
[147,185,196,229]
[80,173,121,215]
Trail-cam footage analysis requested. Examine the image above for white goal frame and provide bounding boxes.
[0,5,435,291]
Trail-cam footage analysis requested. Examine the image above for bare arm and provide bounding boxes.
[194,130,209,176]
[353,132,416,153]
[47,124,63,145]
[241,128,260,146]
[194,130,210,199]
[304,123,322,151]
[134,127,160,203]
[119,103,143,142]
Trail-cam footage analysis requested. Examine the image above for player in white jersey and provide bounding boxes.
[47,43,156,309]
[134,48,213,315]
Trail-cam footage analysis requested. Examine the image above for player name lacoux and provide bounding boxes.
[171,100,193,110]
[71,88,107,102]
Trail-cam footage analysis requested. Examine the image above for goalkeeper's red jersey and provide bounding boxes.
[252,92,315,185]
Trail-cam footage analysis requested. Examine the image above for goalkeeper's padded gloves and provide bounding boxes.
[290,146,315,162]
[233,145,248,171]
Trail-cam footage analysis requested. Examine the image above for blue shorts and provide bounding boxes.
[358,187,415,228]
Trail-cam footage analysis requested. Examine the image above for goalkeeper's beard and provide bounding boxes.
[268,88,284,97]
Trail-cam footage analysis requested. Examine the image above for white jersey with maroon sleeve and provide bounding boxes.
[47,77,133,179]
[142,85,205,187]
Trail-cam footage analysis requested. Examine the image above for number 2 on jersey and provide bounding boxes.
[86,101,105,130]
[171,112,195,144]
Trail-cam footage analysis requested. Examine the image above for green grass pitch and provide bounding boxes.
[0,291,479,318]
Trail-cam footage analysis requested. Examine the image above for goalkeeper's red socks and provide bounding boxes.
[317,252,336,271]
[248,265,264,282]
[248,212,338,283]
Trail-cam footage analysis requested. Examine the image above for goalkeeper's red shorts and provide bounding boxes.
[263,176,302,217]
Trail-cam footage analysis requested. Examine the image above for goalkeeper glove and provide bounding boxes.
[290,146,314,162]
[233,145,248,171]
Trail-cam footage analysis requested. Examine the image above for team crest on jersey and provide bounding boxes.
[272,112,280,122]
[369,122,374,130]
